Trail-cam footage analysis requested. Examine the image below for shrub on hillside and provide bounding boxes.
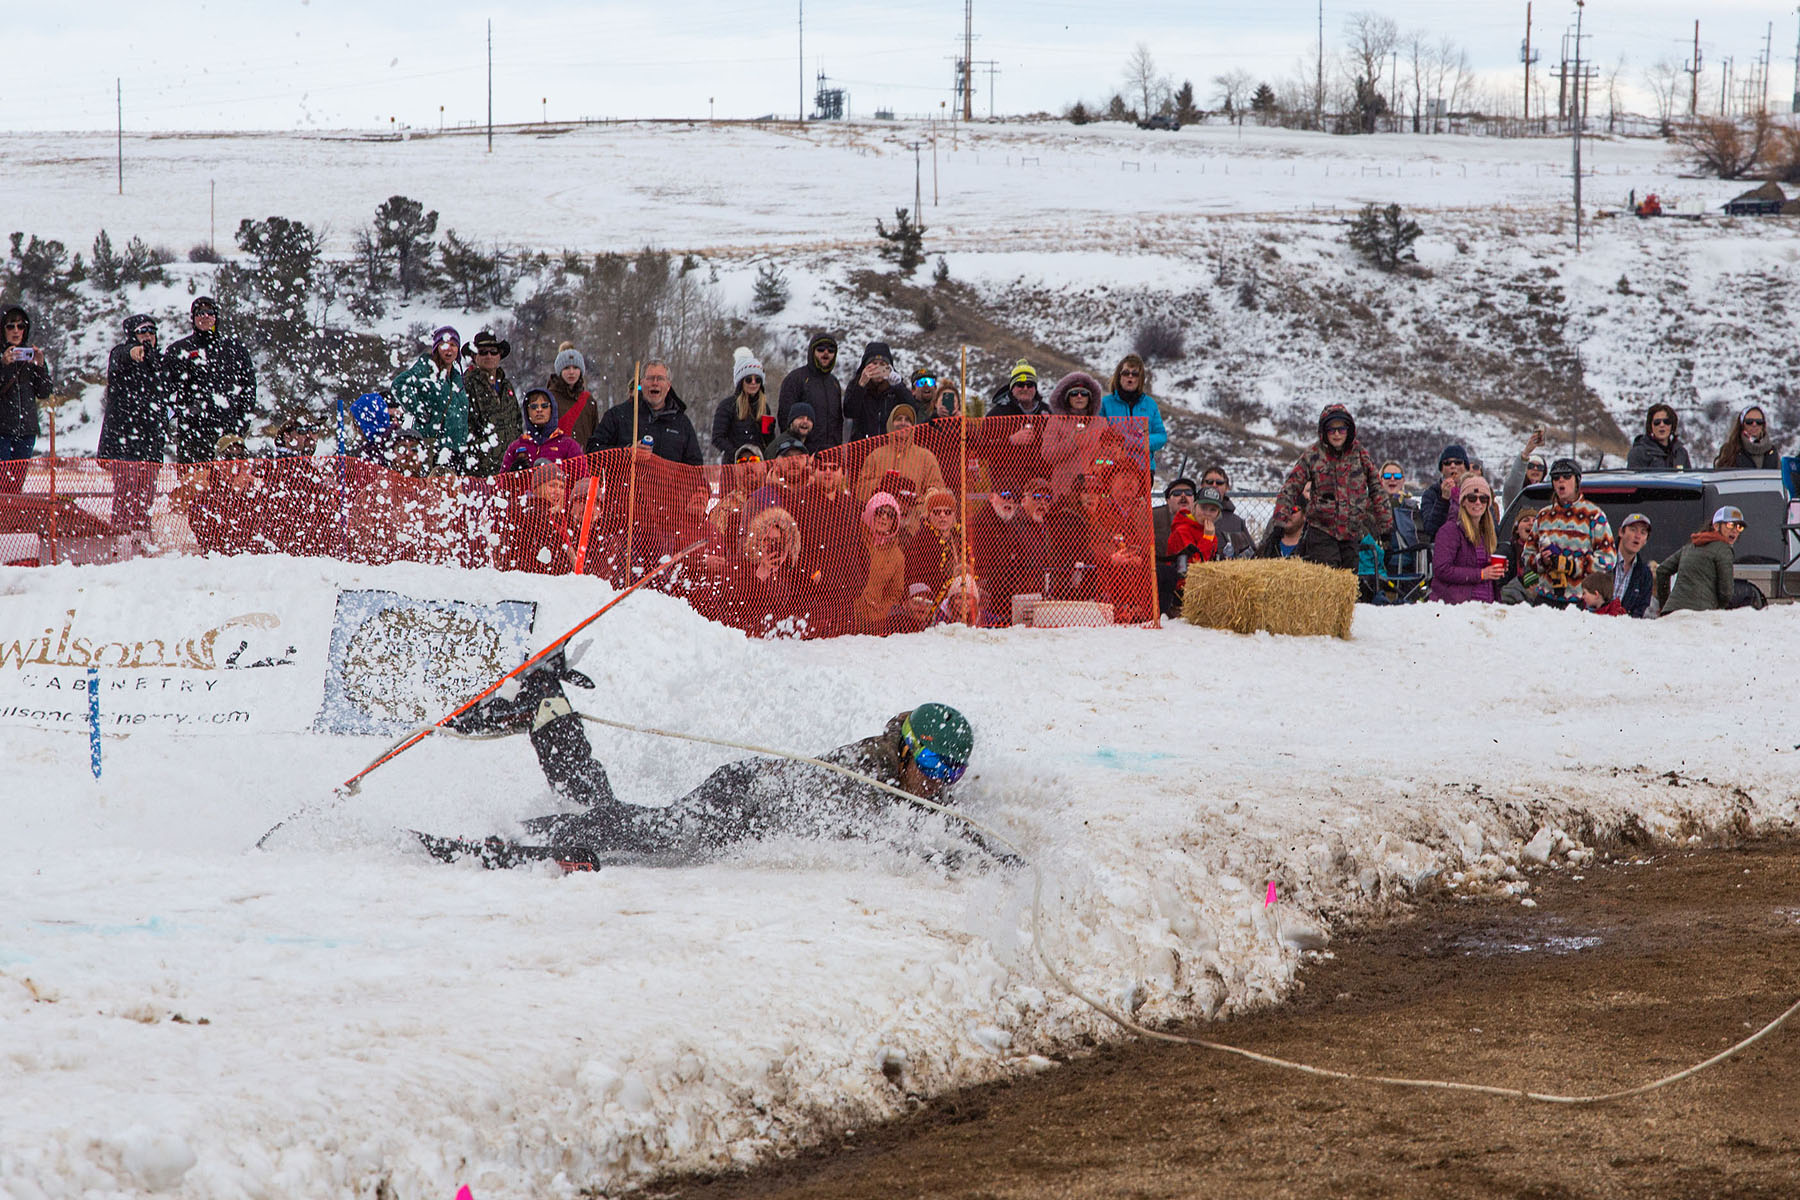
[1133,315,1186,361]
[1344,203,1421,272]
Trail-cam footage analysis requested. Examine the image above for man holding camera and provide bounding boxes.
[0,305,53,493]
[166,296,257,465]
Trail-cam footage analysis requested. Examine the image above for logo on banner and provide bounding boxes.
[315,591,537,735]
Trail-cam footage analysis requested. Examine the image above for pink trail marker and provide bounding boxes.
[1264,881,1277,906]
[456,1188,473,1200]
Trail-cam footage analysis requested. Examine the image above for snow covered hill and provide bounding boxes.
[9,120,1797,484]
[3,555,1796,1197]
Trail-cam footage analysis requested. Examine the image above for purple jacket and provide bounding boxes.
[1430,518,1496,604]
[502,426,586,473]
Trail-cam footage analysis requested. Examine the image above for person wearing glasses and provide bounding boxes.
[1625,403,1691,470]
[1656,506,1747,615]
[1712,406,1779,469]
[459,330,520,476]
[1197,467,1256,559]
[778,333,845,448]
[420,690,982,870]
[1152,478,1216,616]
[1098,354,1169,476]
[844,341,909,444]
[502,388,586,472]
[1428,474,1503,604]
[0,305,52,493]
[1042,370,1110,497]
[166,296,257,467]
[99,314,171,533]
[1514,457,1616,605]
[1501,428,1548,509]
[1418,443,1469,542]
[908,368,941,414]
[710,346,775,462]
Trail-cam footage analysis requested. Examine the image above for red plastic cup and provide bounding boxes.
[1489,554,1507,572]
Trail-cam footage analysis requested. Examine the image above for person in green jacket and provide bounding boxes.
[389,325,470,470]
[1655,506,1745,615]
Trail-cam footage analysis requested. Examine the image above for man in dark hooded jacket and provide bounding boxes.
[778,333,845,447]
[417,653,982,870]
[0,305,53,492]
[165,296,257,465]
[99,314,171,531]
[1272,404,1391,569]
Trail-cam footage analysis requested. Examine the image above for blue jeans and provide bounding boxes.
[0,433,34,493]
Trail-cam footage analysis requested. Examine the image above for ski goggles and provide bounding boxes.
[902,717,967,784]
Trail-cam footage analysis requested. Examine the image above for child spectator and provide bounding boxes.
[1579,571,1625,616]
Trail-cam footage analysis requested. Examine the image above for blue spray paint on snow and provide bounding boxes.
[1087,747,1177,772]
[87,667,101,779]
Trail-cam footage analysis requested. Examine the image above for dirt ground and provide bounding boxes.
[651,841,1800,1200]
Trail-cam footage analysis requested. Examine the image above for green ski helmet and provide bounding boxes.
[901,703,974,782]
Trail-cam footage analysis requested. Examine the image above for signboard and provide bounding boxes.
[314,590,537,735]
[0,588,334,733]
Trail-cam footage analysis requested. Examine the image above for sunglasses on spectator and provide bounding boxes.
[1550,470,1576,480]
[1743,417,1765,427]
[1119,368,1141,377]
[736,453,762,464]
[915,376,937,388]
[928,505,955,516]
[1441,459,1467,469]
[1381,471,1404,480]
[996,490,1018,500]
[1028,490,1053,501]
[475,347,500,356]
[1067,387,1092,399]
[1462,494,1491,506]
[1202,478,1227,487]
[1723,521,1746,530]
[1650,417,1672,427]
[1166,487,1196,499]
[1091,458,1115,468]
[1324,423,1350,435]
[4,321,26,329]
[1011,381,1036,390]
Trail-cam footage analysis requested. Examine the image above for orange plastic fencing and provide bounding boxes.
[0,416,1159,638]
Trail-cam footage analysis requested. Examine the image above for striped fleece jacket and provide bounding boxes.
[1515,496,1617,602]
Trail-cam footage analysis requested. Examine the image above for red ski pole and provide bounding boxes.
[254,539,705,849]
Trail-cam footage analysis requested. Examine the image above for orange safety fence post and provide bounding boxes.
[572,474,600,574]
[1137,419,1161,627]
[958,344,972,625]
[623,361,640,584]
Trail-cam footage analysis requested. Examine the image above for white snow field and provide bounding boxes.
[0,119,1733,260]
[3,554,1797,1198]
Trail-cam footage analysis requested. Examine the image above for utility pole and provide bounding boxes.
[982,61,1000,118]
[798,0,805,122]
[1721,56,1732,115]
[116,79,122,195]
[486,19,493,153]
[1792,5,1800,114]
[1685,22,1702,116]
[1522,3,1538,131]
[1315,0,1325,130]
[1390,49,1399,128]
[209,179,215,254]
[1760,22,1774,114]
[1571,1,1590,252]
[910,141,922,218]
[969,5,980,122]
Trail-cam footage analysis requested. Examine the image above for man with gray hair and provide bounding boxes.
[587,358,703,465]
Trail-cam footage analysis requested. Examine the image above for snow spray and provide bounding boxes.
[86,667,100,778]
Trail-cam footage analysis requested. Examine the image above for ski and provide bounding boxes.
[410,830,600,873]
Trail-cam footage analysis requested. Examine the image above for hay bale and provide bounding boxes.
[1181,558,1357,639]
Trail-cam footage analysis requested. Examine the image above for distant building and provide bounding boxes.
[1723,181,1789,218]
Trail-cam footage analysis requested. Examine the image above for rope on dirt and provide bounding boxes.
[422,713,1798,1105]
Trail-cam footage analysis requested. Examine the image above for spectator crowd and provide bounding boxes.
[0,303,1789,633]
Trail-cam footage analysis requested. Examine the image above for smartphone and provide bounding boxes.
[15,348,33,362]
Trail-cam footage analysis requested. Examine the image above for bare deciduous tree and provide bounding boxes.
[1123,43,1159,123]
[1213,69,1255,124]
[1642,57,1683,138]
[1678,113,1772,179]
[1343,12,1399,101]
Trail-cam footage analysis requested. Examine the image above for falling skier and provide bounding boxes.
[415,650,983,870]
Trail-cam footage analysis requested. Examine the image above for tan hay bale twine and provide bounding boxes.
[1181,558,1357,639]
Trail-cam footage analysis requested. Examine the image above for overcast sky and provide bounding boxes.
[2,1,1793,130]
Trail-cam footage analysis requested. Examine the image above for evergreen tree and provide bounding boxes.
[751,262,790,316]
[90,230,122,291]
[1345,203,1421,272]
[372,195,439,298]
[875,208,928,274]
[1067,100,1092,125]
[1105,93,1133,122]
[438,229,503,309]
[1174,81,1202,126]
[1250,83,1278,124]
[234,215,322,319]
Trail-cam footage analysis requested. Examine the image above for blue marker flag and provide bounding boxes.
[88,667,101,779]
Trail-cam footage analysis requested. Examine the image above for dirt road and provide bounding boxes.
[654,841,1800,1200]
